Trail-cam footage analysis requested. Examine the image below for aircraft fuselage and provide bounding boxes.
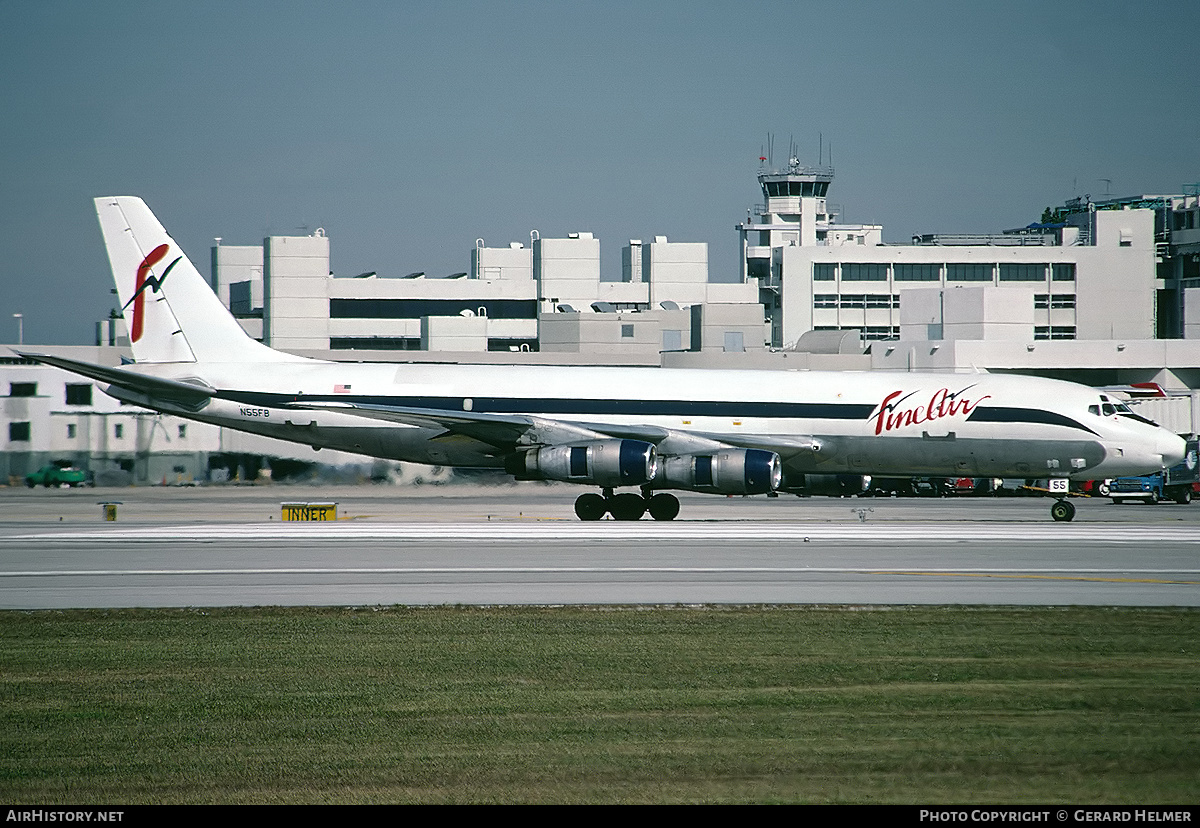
[109,360,1179,483]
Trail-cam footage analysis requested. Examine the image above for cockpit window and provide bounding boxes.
[1118,406,1161,426]
[1092,396,1160,426]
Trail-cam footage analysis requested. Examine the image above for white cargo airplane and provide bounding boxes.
[22,197,1187,522]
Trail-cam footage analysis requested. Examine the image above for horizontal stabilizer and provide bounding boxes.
[18,351,214,409]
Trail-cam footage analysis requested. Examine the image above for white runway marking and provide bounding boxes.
[11,521,1200,543]
[3,567,1198,580]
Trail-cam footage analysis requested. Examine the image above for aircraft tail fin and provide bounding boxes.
[95,196,305,365]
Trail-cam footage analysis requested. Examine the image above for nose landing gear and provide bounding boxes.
[1050,499,1076,522]
[1048,477,1076,522]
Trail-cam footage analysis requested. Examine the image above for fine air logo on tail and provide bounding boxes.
[871,385,991,435]
[123,244,182,343]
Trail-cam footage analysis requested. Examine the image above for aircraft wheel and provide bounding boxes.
[574,493,607,521]
[608,492,646,521]
[1050,500,1076,522]
[647,493,680,521]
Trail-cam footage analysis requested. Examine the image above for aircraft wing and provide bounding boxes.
[294,400,615,450]
[17,351,214,410]
[291,400,820,458]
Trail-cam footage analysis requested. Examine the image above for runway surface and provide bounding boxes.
[2,484,1198,608]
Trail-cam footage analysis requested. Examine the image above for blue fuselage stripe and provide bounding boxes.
[218,391,1099,434]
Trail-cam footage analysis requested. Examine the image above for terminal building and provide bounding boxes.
[739,159,1200,393]
[742,158,1190,347]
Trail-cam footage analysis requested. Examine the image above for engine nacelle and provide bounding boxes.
[657,448,782,495]
[504,439,657,487]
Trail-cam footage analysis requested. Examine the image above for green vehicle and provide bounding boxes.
[25,463,93,488]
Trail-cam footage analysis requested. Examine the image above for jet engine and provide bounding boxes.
[657,448,782,495]
[505,439,658,487]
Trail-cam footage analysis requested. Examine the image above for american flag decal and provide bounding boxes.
[334,384,352,394]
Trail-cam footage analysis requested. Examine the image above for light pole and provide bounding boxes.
[12,313,21,346]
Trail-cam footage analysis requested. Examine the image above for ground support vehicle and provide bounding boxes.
[1110,438,1198,505]
[25,464,92,488]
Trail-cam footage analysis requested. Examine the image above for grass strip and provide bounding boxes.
[1,605,1197,804]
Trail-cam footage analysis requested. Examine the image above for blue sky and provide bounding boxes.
[2,0,1197,345]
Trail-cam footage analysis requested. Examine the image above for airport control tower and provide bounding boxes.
[738,157,836,284]
[738,155,884,347]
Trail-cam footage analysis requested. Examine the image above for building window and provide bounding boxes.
[621,324,634,339]
[486,338,539,352]
[999,263,1047,282]
[1034,294,1049,310]
[946,264,994,282]
[9,422,31,441]
[329,337,421,350]
[114,423,124,439]
[1035,326,1077,341]
[1052,263,1076,282]
[178,424,187,439]
[1051,294,1076,309]
[65,384,92,405]
[814,294,839,308]
[841,263,887,281]
[763,180,828,197]
[662,330,682,351]
[813,264,836,281]
[67,423,77,439]
[723,331,745,353]
[9,382,36,397]
[893,263,940,282]
[330,298,538,320]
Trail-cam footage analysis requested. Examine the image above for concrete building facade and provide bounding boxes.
[212,227,762,359]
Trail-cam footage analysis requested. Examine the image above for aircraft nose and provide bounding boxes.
[1157,432,1186,468]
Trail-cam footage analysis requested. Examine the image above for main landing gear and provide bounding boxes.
[574,489,681,521]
